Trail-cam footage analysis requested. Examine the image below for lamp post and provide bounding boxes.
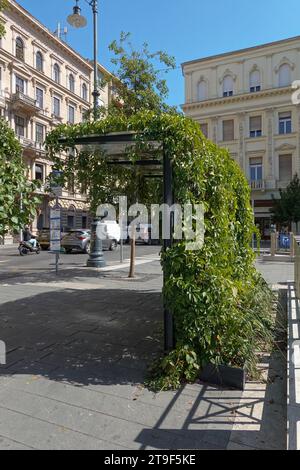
[67,0,105,268]
[67,0,100,121]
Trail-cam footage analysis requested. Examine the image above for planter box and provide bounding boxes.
[199,363,246,390]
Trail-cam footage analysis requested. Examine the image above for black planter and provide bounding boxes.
[199,363,246,390]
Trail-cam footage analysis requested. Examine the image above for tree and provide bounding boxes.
[270,174,300,226]
[0,0,8,39]
[95,32,177,118]
[0,119,41,239]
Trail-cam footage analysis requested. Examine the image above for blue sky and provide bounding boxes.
[18,0,300,108]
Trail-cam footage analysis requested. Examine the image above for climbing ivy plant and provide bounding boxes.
[46,111,274,390]
[0,119,41,238]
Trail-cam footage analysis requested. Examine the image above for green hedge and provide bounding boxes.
[46,111,275,390]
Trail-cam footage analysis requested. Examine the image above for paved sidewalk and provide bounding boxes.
[0,255,286,450]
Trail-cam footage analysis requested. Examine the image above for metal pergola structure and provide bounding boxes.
[58,131,175,352]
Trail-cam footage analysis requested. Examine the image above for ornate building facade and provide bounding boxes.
[182,36,300,238]
[0,0,114,244]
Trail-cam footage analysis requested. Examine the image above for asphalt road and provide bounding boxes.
[0,244,161,282]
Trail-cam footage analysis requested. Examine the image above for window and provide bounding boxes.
[82,215,87,229]
[278,64,291,87]
[250,157,263,181]
[200,123,208,138]
[197,81,207,101]
[53,63,60,84]
[52,97,60,117]
[15,37,24,61]
[36,87,44,108]
[36,51,43,72]
[16,76,25,94]
[279,112,292,134]
[68,105,75,124]
[35,123,44,143]
[249,116,262,138]
[250,70,261,92]
[222,120,234,141]
[35,163,44,181]
[69,74,75,93]
[223,75,233,97]
[279,154,292,181]
[15,116,25,137]
[82,83,88,101]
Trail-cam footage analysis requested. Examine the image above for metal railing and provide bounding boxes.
[294,235,300,298]
[249,179,265,190]
[11,91,38,108]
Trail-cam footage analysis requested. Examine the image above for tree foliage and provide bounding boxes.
[46,111,275,390]
[0,0,8,39]
[0,119,41,238]
[94,32,177,119]
[270,174,300,225]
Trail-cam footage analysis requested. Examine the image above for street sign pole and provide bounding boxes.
[50,196,61,275]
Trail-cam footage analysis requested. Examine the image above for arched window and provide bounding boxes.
[223,75,234,97]
[15,37,24,61]
[250,69,261,92]
[197,80,207,101]
[36,51,43,72]
[279,63,291,87]
[53,63,60,84]
[69,74,75,93]
[82,83,88,101]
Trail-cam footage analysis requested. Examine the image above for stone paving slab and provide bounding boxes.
[0,256,287,450]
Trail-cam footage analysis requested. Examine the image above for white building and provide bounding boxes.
[182,36,300,239]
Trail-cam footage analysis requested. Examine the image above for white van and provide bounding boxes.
[98,220,121,251]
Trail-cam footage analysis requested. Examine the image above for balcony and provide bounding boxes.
[11,91,40,115]
[17,136,46,153]
[249,180,265,191]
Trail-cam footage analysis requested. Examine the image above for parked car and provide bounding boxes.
[37,227,72,251]
[125,223,154,245]
[62,222,120,254]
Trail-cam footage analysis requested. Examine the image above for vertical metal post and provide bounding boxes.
[163,147,175,352]
[20,192,23,242]
[92,0,100,121]
[55,195,59,275]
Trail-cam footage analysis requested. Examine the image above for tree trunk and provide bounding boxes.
[128,225,136,278]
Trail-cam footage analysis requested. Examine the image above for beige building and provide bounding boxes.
[0,0,114,244]
[182,36,300,239]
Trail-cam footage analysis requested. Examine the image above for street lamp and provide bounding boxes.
[67,0,105,268]
[67,0,100,121]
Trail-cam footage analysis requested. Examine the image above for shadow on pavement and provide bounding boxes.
[0,284,287,450]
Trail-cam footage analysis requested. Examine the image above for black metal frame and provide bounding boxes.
[58,132,175,352]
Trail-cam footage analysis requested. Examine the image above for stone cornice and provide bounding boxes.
[182,87,292,111]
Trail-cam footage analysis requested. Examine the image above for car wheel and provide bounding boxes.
[110,240,118,251]
[84,242,91,254]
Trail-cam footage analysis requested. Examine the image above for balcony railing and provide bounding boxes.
[11,91,40,113]
[17,136,46,152]
[249,179,265,190]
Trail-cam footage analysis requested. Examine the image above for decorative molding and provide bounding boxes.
[182,86,291,111]
[219,69,237,84]
[274,56,296,73]
[275,143,296,152]
[10,25,30,41]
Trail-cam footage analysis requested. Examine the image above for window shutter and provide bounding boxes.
[250,116,262,131]
[223,120,234,141]
[250,70,260,88]
[279,154,292,181]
